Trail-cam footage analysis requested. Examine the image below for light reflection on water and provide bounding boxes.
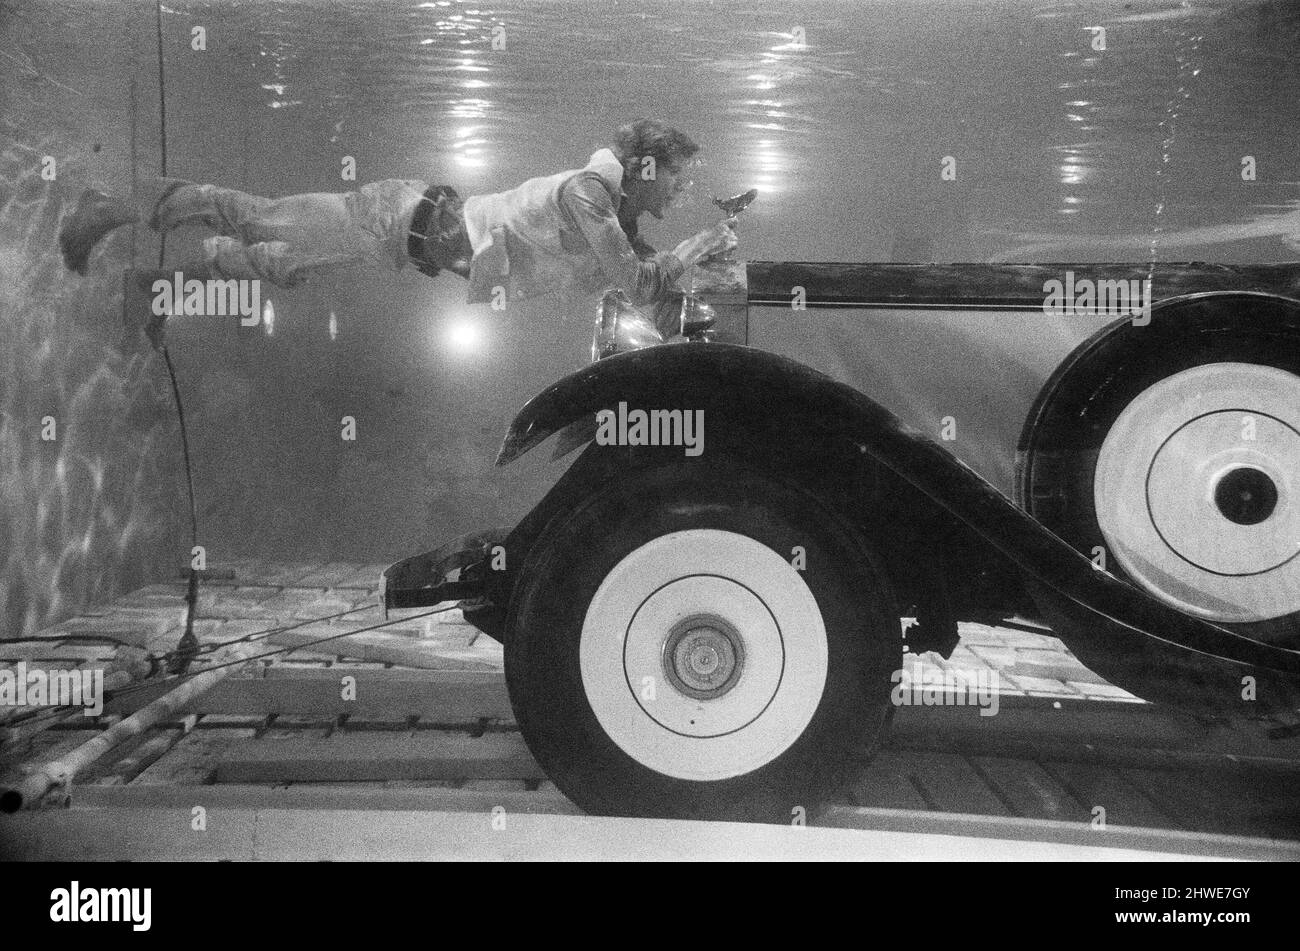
[225,0,1300,262]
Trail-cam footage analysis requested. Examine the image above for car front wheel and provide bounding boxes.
[503,451,900,822]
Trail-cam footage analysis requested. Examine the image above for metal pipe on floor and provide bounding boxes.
[0,643,259,813]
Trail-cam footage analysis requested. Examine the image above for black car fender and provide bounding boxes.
[494,341,1300,683]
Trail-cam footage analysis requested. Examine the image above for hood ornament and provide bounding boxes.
[703,189,758,265]
[712,188,759,217]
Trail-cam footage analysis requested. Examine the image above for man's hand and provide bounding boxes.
[673,217,738,268]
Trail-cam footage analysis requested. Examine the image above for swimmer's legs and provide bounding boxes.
[59,177,283,275]
[59,177,211,274]
[200,235,334,286]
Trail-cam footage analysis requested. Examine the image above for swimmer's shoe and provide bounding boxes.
[122,268,169,352]
[59,189,139,275]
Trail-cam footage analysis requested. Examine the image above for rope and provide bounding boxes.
[152,0,200,672]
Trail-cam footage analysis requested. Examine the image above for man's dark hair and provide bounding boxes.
[612,119,700,183]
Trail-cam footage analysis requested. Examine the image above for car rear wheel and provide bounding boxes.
[1019,296,1300,712]
[1091,360,1300,631]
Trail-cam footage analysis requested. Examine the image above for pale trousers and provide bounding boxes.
[145,177,427,287]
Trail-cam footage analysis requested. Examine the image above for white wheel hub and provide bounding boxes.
[580,529,828,781]
[1094,362,1300,623]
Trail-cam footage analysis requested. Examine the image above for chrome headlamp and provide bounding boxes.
[591,289,717,362]
[592,290,666,362]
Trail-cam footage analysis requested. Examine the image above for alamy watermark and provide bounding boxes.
[0,662,104,717]
[151,272,261,325]
[50,882,151,931]
[1042,270,1151,324]
[595,401,704,457]
[890,658,999,716]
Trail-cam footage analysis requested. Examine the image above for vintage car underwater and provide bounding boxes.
[383,251,1300,823]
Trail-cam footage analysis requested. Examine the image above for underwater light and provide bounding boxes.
[445,319,483,355]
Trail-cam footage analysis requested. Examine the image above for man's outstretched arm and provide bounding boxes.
[561,175,685,306]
